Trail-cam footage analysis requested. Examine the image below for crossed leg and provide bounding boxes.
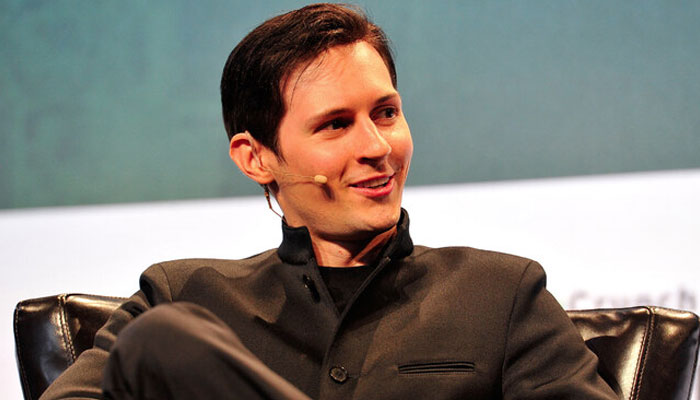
[102,302,311,400]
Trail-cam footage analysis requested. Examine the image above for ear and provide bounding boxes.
[229,132,275,185]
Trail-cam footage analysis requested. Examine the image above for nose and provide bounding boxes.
[355,117,391,162]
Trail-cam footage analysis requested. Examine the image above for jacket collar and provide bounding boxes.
[277,208,414,265]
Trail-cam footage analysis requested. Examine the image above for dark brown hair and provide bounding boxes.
[220,3,396,155]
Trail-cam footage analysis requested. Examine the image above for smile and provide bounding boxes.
[351,176,392,189]
[349,174,396,198]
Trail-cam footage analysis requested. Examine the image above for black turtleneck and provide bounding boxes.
[277,209,413,314]
[317,264,377,313]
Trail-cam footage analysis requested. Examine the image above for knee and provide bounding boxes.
[109,302,229,373]
[114,303,191,349]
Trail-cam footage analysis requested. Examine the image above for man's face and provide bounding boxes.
[268,40,413,242]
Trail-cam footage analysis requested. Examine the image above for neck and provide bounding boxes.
[310,226,397,267]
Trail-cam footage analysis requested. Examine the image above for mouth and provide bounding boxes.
[350,175,393,189]
[349,174,396,198]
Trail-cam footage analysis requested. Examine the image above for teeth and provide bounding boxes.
[355,176,390,188]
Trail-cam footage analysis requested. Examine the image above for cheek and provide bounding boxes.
[303,147,350,176]
[389,128,414,166]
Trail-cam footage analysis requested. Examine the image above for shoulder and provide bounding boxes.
[148,249,278,276]
[397,245,546,311]
[138,249,279,301]
[409,245,543,282]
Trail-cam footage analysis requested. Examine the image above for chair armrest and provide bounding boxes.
[14,294,125,400]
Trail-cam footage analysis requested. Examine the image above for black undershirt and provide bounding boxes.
[318,264,376,314]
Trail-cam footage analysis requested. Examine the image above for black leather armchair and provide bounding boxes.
[14,294,700,400]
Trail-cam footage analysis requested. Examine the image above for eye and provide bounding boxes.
[373,106,399,123]
[318,117,352,132]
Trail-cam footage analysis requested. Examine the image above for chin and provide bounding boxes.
[363,207,402,233]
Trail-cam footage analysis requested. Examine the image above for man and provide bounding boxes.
[41,4,617,399]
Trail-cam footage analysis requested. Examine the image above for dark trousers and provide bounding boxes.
[101,302,312,400]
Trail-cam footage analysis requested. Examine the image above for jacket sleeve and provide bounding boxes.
[39,264,173,400]
[501,261,618,399]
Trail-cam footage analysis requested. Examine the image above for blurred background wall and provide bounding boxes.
[2,1,699,398]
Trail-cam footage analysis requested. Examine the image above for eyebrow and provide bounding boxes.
[306,93,400,129]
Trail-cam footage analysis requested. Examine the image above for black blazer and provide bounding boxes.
[41,211,616,399]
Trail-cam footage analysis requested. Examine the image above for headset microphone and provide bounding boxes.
[240,131,328,219]
[279,172,328,185]
[257,168,328,185]
[243,131,328,185]
[260,171,327,221]
[313,175,328,184]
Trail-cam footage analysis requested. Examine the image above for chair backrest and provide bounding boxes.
[14,294,700,400]
[568,306,700,400]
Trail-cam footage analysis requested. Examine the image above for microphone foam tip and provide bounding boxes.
[314,175,328,184]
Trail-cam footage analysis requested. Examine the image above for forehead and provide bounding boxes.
[281,41,396,116]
